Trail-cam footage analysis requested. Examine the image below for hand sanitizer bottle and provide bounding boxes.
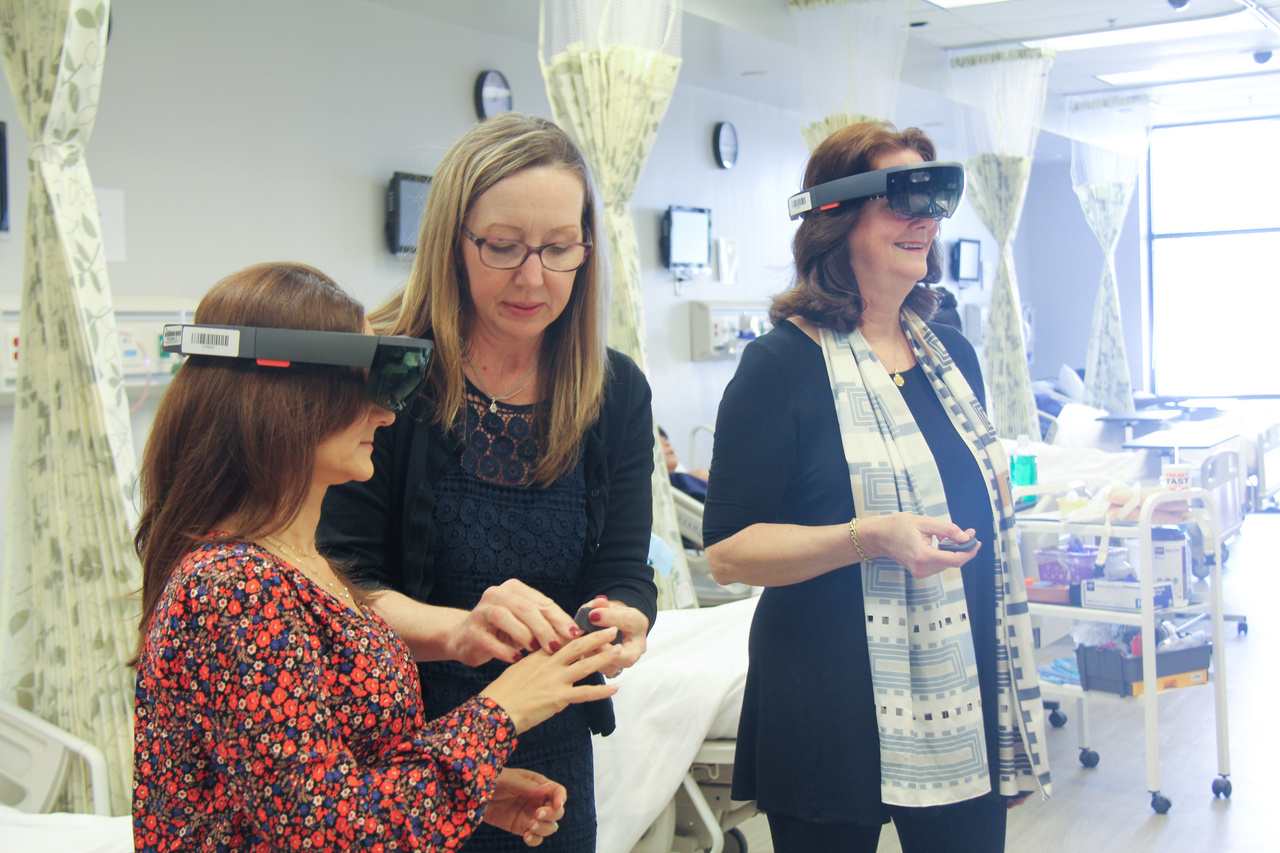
[1011,434,1038,504]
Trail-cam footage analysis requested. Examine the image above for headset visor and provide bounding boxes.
[162,324,434,413]
[786,161,965,221]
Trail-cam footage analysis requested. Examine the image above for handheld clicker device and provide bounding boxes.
[162,324,434,413]
[937,536,979,553]
[786,161,965,221]
[574,602,624,645]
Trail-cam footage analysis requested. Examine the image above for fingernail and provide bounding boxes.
[589,611,603,624]
[529,639,540,651]
[593,595,607,601]
[569,626,584,637]
[513,650,525,662]
[549,640,562,652]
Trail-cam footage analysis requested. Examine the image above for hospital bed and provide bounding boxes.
[1251,422,1280,511]
[672,488,756,607]
[593,596,757,853]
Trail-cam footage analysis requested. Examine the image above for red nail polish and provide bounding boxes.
[549,640,562,652]
[589,611,604,624]
[529,639,540,651]
[569,626,584,638]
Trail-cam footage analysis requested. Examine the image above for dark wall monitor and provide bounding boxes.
[951,238,980,283]
[385,171,431,254]
[660,206,711,272]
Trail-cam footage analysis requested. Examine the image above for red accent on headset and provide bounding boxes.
[256,359,291,368]
[819,202,840,211]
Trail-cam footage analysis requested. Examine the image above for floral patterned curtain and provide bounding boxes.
[948,46,1054,439]
[1069,93,1151,414]
[0,0,139,814]
[539,0,696,610]
[789,0,914,150]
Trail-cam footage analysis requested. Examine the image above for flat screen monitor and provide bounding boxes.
[1,122,8,233]
[951,238,980,282]
[661,206,711,272]
[385,171,431,254]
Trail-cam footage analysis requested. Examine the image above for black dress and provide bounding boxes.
[420,389,594,851]
[701,320,1000,825]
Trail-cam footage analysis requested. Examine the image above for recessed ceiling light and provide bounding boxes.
[926,0,1016,8]
[1097,55,1280,86]
[1024,10,1257,52]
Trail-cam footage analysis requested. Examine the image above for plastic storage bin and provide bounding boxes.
[1076,643,1213,697]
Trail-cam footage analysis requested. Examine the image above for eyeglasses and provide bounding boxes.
[462,226,592,272]
[162,324,434,413]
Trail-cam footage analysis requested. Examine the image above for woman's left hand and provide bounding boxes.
[579,597,649,677]
[483,767,567,846]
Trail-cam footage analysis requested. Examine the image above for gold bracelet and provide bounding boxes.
[848,517,871,564]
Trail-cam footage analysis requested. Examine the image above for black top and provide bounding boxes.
[318,349,659,736]
[702,320,1000,823]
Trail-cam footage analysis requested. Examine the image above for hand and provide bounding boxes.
[857,513,981,580]
[448,579,583,666]
[481,627,622,733]
[483,768,567,846]
[1007,794,1031,809]
[577,597,649,678]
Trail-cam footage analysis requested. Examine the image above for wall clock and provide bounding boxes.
[474,70,512,120]
[713,121,738,169]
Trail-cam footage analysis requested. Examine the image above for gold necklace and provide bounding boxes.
[264,534,353,602]
[463,352,537,413]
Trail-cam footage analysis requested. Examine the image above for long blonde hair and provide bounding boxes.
[371,114,607,485]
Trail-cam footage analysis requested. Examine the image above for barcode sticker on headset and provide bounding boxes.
[181,326,240,356]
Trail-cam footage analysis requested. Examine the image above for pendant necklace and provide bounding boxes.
[264,534,354,603]
[464,352,537,413]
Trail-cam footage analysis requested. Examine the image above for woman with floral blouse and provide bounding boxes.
[131,262,623,851]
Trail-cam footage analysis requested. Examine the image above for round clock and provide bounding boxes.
[474,70,512,120]
[713,121,738,169]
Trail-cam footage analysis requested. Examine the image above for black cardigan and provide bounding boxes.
[318,349,658,735]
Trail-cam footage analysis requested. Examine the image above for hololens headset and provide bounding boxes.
[162,324,434,413]
[786,161,965,221]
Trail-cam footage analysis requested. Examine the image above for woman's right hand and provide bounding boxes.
[447,579,584,666]
[480,628,623,734]
[858,512,982,580]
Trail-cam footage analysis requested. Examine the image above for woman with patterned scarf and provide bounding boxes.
[702,122,1050,853]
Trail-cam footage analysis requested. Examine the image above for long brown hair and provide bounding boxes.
[771,121,944,333]
[369,113,607,486]
[133,263,369,661]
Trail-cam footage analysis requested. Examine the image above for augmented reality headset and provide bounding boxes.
[786,161,965,221]
[162,324,434,413]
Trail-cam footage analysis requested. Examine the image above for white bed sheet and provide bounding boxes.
[592,596,756,853]
[0,805,131,852]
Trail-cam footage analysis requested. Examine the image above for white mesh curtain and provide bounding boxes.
[1068,93,1151,414]
[790,0,914,150]
[0,0,140,814]
[539,0,696,611]
[948,46,1054,438]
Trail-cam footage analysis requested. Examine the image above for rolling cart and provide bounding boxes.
[1018,489,1232,813]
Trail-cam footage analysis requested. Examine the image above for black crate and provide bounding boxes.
[1075,643,1213,697]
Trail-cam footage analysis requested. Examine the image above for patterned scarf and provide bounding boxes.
[819,311,1051,807]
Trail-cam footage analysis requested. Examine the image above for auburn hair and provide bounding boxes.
[369,113,607,486]
[132,262,369,662]
[770,121,944,332]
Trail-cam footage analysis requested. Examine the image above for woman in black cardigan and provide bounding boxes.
[319,114,656,852]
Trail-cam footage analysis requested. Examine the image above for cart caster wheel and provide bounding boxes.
[1212,777,1232,798]
[724,826,748,853]
[1151,793,1172,814]
[1049,709,1068,728]
[1079,748,1100,768]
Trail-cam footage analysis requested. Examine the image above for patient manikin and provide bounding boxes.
[660,427,709,502]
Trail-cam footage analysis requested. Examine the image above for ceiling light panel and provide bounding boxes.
[1026,11,1258,52]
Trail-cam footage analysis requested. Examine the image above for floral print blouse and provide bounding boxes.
[133,540,516,851]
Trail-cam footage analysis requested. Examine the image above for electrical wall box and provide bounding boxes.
[689,301,771,362]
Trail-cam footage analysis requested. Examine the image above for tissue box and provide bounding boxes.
[1076,643,1213,697]
[1080,578,1173,611]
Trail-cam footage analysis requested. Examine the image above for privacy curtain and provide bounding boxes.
[789,0,913,151]
[0,0,139,815]
[948,46,1054,438]
[539,0,696,610]
[1069,93,1150,414]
